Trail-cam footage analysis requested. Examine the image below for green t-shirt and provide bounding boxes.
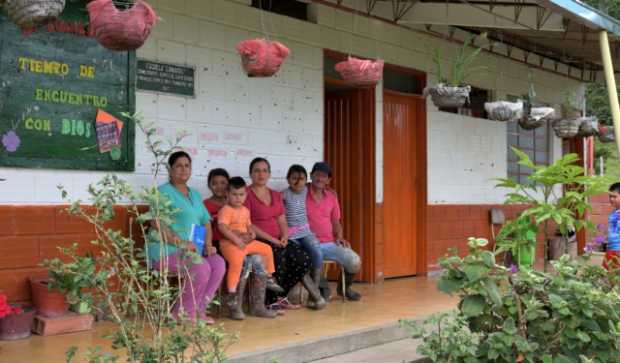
[147,183,211,262]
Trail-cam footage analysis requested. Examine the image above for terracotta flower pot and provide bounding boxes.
[0,307,35,340]
[30,277,68,318]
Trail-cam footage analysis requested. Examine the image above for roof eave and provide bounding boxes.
[539,0,620,37]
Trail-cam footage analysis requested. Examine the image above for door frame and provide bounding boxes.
[383,86,428,277]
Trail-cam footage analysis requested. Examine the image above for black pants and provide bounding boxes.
[264,241,311,304]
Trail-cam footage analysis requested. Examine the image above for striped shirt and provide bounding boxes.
[282,187,312,239]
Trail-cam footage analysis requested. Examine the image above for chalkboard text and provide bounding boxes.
[35,88,108,108]
[18,56,96,79]
[24,117,52,136]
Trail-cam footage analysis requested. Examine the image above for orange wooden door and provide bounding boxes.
[383,91,422,277]
[324,88,375,282]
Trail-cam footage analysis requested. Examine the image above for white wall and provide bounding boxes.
[0,0,581,205]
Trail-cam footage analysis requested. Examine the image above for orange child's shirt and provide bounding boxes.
[218,205,252,233]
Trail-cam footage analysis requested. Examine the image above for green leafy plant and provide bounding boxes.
[49,113,236,363]
[432,34,486,87]
[495,148,609,270]
[403,238,620,362]
[42,245,99,314]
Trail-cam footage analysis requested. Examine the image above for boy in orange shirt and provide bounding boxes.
[218,177,281,318]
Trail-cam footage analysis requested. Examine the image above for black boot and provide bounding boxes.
[302,274,326,310]
[337,272,361,301]
[226,275,247,321]
[249,274,277,318]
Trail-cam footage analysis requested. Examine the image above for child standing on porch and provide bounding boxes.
[282,165,325,305]
[218,177,282,301]
[604,182,620,271]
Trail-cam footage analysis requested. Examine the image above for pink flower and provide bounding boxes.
[509,264,519,273]
[584,243,595,253]
[595,235,606,245]
[597,224,606,231]
[0,294,10,319]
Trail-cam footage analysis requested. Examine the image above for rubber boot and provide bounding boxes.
[302,274,326,310]
[319,276,332,301]
[311,268,322,286]
[226,275,247,320]
[249,274,277,318]
[337,272,361,301]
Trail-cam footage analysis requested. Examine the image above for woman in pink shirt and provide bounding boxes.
[245,157,324,309]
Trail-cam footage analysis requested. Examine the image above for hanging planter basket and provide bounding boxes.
[236,39,290,77]
[552,118,582,138]
[87,0,157,51]
[598,125,615,143]
[335,57,384,87]
[576,117,598,137]
[4,0,65,27]
[518,107,555,130]
[484,101,523,122]
[424,84,471,108]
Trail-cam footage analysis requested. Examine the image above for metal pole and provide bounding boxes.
[598,31,620,155]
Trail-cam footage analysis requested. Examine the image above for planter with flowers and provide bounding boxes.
[0,293,35,340]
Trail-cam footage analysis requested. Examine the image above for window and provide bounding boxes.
[507,121,550,184]
[438,86,490,119]
[251,0,309,21]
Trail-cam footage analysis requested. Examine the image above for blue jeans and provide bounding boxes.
[320,242,361,274]
[290,234,323,269]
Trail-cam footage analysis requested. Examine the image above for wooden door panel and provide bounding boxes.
[324,89,375,282]
[383,91,420,277]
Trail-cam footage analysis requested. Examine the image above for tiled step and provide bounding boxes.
[309,338,427,363]
[228,318,425,363]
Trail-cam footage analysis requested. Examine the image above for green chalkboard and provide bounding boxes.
[0,2,136,171]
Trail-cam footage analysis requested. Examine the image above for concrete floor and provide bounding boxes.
[0,277,457,363]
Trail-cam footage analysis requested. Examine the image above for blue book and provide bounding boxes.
[189,224,206,255]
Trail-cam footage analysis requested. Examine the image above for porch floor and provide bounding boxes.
[0,277,457,363]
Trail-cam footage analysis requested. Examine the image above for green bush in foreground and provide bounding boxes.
[402,238,620,363]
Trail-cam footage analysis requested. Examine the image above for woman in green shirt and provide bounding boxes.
[148,151,225,324]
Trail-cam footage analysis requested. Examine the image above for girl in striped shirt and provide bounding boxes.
[282,164,326,309]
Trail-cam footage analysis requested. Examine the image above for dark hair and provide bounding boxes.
[249,157,271,174]
[610,182,620,193]
[287,164,307,179]
[208,168,230,185]
[228,176,247,190]
[168,151,191,167]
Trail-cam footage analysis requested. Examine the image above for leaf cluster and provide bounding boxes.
[432,34,486,87]
[403,241,620,362]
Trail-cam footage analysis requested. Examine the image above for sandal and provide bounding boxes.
[275,297,301,310]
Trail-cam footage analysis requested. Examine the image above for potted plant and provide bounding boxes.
[518,76,555,130]
[553,90,585,138]
[0,293,35,340]
[484,99,524,122]
[494,215,537,268]
[599,125,615,143]
[87,0,157,51]
[42,245,97,315]
[29,275,69,318]
[335,56,384,87]
[4,0,65,27]
[424,34,486,108]
[236,38,290,77]
[496,147,609,271]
